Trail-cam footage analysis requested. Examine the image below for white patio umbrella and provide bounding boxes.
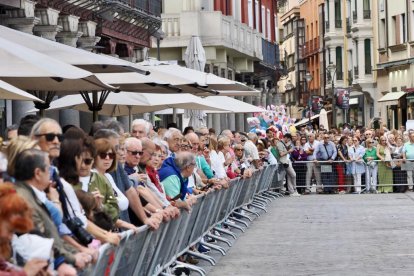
[319,108,330,131]
[29,92,228,128]
[203,96,267,113]
[0,80,43,101]
[184,36,207,129]
[0,25,142,74]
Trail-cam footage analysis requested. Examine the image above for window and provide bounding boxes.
[364,39,372,74]
[363,0,370,19]
[379,19,386,48]
[335,0,342,28]
[255,0,259,30]
[392,16,399,45]
[248,0,253,28]
[267,9,271,40]
[261,6,266,35]
[401,14,406,43]
[336,46,343,80]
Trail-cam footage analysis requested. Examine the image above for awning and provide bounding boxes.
[376,58,414,70]
[294,110,332,127]
[377,92,406,105]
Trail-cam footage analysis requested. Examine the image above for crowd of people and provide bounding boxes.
[0,115,275,275]
[278,123,414,195]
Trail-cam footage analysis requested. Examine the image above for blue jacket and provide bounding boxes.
[158,157,188,200]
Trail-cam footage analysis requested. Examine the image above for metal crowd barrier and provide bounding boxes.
[288,159,414,193]
[86,164,277,276]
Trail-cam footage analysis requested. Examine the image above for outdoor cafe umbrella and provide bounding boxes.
[184,35,207,129]
[29,92,228,129]
[0,80,43,102]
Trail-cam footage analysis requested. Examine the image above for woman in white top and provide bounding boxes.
[209,135,227,179]
[348,137,366,193]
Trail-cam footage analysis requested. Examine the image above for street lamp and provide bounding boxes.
[285,80,294,116]
[327,62,337,128]
[305,72,313,124]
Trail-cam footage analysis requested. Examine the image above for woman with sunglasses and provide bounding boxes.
[376,135,393,193]
[86,138,137,231]
[348,137,365,193]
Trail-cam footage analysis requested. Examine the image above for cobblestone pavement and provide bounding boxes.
[209,193,414,276]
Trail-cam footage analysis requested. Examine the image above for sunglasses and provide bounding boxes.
[35,133,64,142]
[127,150,144,156]
[83,158,94,165]
[181,144,191,149]
[235,148,244,151]
[241,140,247,143]
[99,152,116,159]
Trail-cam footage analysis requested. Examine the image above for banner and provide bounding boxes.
[336,88,350,109]
[311,95,323,113]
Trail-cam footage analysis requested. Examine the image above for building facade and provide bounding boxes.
[0,0,161,132]
[375,0,414,129]
[151,0,281,132]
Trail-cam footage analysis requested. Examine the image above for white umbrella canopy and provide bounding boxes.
[0,36,114,93]
[203,96,267,113]
[0,25,141,74]
[30,92,228,116]
[0,80,43,102]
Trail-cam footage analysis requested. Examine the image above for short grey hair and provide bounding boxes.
[163,127,182,141]
[247,132,257,141]
[125,137,141,149]
[174,151,195,170]
[131,119,150,135]
[30,118,61,138]
[153,137,169,152]
[94,129,120,140]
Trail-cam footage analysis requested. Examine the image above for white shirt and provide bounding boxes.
[244,140,260,160]
[60,178,88,227]
[303,140,320,161]
[31,186,47,204]
[210,150,226,179]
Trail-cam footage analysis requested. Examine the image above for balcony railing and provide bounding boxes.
[335,19,342,28]
[353,11,357,23]
[354,66,359,78]
[365,65,372,75]
[262,38,280,67]
[363,10,371,19]
[120,0,162,16]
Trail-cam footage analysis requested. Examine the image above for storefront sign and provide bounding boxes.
[311,95,323,113]
[336,88,350,109]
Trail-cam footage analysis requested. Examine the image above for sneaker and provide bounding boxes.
[205,236,216,243]
[185,256,199,265]
[290,192,301,197]
[338,190,346,194]
[173,266,191,276]
[198,244,211,254]
[213,230,221,237]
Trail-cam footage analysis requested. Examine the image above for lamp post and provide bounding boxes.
[285,80,294,117]
[327,62,337,128]
[305,71,313,124]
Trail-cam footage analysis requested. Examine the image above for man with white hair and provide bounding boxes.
[131,119,150,139]
[244,132,260,169]
[163,127,183,157]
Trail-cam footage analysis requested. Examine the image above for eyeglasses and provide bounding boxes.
[98,152,115,159]
[83,158,94,165]
[235,148,244,151]
[35,133,64,142]
[241,140,247,143]
[127,150,144,156]
[181,144,191,149]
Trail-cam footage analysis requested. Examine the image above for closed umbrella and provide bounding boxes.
[184,36,207,129]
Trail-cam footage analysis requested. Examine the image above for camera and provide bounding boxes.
[65,217,93,246]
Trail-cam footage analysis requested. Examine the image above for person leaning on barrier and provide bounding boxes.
[376,136,394,193]
[233,143,253,178]
[348,137,365,194]
[403,132,414,191]
[392,136,407,193]
[158,152,197,211]
[14,149,90,275]
[276,133,300,197]
[314,134,337,194]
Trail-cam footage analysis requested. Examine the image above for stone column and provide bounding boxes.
[56,14,83,127]
[235,96,245,132]
[220,113,228,131]
[212,114,221,133]
[207,114,213,129]
[77,21,101,50]
[357,38,365,80]
[5,0,40,124]
[33,7,62,41]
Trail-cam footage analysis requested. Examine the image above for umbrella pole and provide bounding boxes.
[92,91,98,122]
[128,106,132,131]
[173,108,177,123]
[39,108,45,117]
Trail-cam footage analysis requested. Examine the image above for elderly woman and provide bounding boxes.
[376,135,394,193]
[392,136,407,193]
[348,137,365,193]
[0,183,49,276]
[291,139,308,194]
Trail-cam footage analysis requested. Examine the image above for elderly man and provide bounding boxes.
[403,132,414,190]
[14,149,90,275]
[159,151,196,211]
[94,128,161,229]
[314,133,338,194]
[277,133,300,196]
[244,133,260,169]
[163,127,183,157]
[303,133,322,194]
[131,118,150,139]
[30,118,63,162]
